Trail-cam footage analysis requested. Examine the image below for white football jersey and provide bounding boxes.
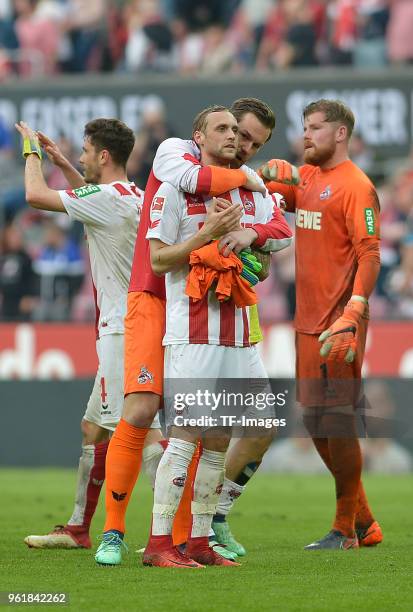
[152,137,287,253]
[153,138,202,193]
[59,181,143,336]
[146,182,274,347]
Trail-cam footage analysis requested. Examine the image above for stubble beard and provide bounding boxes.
[84,168,100,184]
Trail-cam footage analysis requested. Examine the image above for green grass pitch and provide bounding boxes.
[1,469,412,611]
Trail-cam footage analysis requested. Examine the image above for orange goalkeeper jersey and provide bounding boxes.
[271,159,380,334]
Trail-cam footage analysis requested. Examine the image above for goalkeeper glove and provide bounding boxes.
[22,136,42,160]
[318,297,367,364]
[238,249,262,287]
[258,159,300,185]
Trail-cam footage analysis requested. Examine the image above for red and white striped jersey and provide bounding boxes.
[59,181,143,337]
[146,182,274,347]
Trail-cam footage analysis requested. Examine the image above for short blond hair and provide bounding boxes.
[192,105,229,138]
[303,99,355,138]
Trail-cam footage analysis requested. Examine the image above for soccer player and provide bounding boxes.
[143,105,283,568]
[17,119,163,550]
[259,99,383,549]
[148,98,297,558]
[96,98,293,565]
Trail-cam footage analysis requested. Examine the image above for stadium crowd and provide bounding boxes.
[1,98,413,323]
[0,0,412,78]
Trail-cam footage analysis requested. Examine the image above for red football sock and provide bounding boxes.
[172,443,201,546]
[82,440,108,529]
[67,439,109,532]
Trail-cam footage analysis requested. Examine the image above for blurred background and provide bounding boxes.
[1,0,412,470]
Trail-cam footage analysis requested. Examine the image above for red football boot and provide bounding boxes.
[186,537,241,566]
[24,525,91,549]
[143,535,204,568]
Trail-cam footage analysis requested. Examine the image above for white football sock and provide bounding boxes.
[152,438,195,536]
[191,448,226,538]
[214,477,245,517]
[67,445,96,526]
[142,442,164,489]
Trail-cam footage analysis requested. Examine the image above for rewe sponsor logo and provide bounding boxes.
[185,193,206,215]
[295,208,322,231]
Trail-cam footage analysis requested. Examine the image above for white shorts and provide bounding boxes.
[84,334,161,432]
[164,343,268,379]
[163,344,274,430]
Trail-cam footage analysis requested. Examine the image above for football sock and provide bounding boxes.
[142,441,165,489]
[214,477,245,521]
[67,440,109,531]
[103,419,149,534]
[311,437,375,529]
[172,442,201,546]
[191,449,226,538]
[355,482,375,529]
[328,437,362,537]
[235,461,260,486]
[152,438,196,536]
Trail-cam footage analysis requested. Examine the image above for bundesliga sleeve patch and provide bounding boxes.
[151,195,165,212]
[364,208,375,235]
[73,184,101,198]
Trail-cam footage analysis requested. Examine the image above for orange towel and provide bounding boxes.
[185,241,257,307]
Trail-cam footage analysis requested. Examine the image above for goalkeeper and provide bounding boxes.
[258,99,382,550]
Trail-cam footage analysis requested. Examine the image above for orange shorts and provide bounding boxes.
[296,320,367,408]
[124,291,165,396]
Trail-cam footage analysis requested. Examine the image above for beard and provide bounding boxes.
[84,168,100,184]
[303,142,336,166]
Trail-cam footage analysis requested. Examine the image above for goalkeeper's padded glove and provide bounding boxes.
[258,159,300,185]
[22,136,42,160]
[318,296,367,364]
[238,249,262,287]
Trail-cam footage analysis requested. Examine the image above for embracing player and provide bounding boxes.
[96,98,293,565]
[143,105,286,568]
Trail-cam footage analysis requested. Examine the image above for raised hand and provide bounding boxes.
[37,132,70,168]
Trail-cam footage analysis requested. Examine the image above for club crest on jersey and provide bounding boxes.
[239,189,256,215]
[173,476,186,487]
[319,185,331,200]
[152,195,165,212]
[138,366,153,384]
